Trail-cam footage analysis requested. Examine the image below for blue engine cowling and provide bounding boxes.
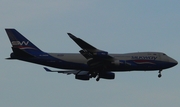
[75,71,90,80]
[75,75,90,80]
[99,72,115,79]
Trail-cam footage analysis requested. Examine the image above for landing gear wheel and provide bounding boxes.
[96,77,100,81]
[158,74,162,78]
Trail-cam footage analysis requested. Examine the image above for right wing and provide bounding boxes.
[67,33,113,60]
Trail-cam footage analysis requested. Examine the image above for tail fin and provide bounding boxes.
[5,29,45,58]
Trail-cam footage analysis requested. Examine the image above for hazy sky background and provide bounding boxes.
[0,0,180,107]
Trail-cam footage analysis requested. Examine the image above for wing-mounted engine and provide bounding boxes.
[99,72,115,79]
[75,75,90,80]
[75,71,90,80]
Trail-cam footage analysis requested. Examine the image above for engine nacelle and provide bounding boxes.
[100,72,115,79]
[75,71,90,80]
[75,75,90,80]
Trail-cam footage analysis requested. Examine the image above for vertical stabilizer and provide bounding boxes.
[5,29,45,57]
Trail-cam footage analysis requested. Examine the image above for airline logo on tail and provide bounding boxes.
[11,41,29,46]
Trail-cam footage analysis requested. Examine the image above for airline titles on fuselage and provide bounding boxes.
[132,56,157,60]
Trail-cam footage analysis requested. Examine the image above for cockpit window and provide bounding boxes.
[163,54,166,56]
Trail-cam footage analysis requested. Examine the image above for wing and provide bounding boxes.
[67,33,115,79]
[44,67,91,81]
[67,33,113,60]
[44,67,79,75]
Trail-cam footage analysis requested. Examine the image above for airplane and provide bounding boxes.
[5,29,178,81]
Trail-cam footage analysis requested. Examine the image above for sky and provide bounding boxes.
[0,0,180,107]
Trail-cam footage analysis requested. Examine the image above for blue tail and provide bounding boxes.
[5,29,45,58]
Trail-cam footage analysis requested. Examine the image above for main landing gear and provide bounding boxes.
[96,76,100,81]
[96,73,100,81]
[89,72,100,81]
[158,70,162,78]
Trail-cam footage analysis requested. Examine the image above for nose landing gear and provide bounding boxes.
[158,70,162,78]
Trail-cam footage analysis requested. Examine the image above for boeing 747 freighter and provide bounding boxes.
[5,29,178,81]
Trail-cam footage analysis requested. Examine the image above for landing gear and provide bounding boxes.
[90,72,97,78]
[89,72,100,81]
[96,77,100,81]
[96,73,100,81]
[158,70,162,78]
[158,74,162,78]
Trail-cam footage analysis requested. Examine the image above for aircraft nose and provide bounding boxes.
[169,58,178,66]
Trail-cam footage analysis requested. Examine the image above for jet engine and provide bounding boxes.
[75,71,90,80]
[99,72,115,79]
[75,75,90,80]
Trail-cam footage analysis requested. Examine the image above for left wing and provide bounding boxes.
[44,67,79,75]
[44,67,90,80]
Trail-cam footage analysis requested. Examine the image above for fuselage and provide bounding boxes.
[13,52,178,72]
